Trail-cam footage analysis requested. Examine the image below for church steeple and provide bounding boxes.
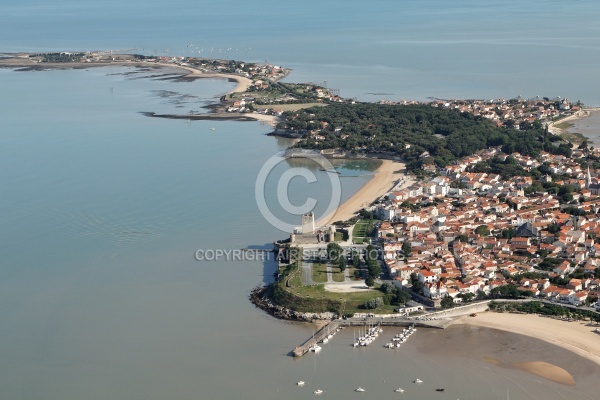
[586,165,592,189]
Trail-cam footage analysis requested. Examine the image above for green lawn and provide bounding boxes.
[312,262,329,283]
[288,265,302,287]
[291,283,379,302]
[331,268,346,282]
[352,219,376,244]
[334,232,345,242]
[279,262,397,314]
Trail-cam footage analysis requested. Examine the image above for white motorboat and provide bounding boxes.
[314,389,324,395]
[309,344,322,353]
[394,388,405,393]
[414,378,423,383]
[297,381,305,386]
[310,329,322,352]
[355,387,365,392]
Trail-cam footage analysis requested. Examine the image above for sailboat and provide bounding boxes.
[309,329,322,353]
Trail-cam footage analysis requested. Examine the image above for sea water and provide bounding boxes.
[2,1,600,399]
[1,0,600,103]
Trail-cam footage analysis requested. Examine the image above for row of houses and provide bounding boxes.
[375,149,600,306]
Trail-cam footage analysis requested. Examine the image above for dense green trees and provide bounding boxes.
[401,241,412,258]
[441,295,455,309]
[285,103,559,171]
[410,272,425,294]
[380,282,411,306]
[364,245,382,278]
[475,225,490,236]
[490,301,600,323]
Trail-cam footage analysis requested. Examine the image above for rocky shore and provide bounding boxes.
[249,286,336,322]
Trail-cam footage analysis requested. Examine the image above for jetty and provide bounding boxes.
[292,317,453,357]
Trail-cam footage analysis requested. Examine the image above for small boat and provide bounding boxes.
[309,344,322,353]
[309,330,322,352]
[297,381,305,386]
[414,379,423,383]
[314,389,324,395]
[394,388,404,393]
[436,388,445,392]
[355,387,365,392]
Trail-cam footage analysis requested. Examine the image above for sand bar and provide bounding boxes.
[0,56,252,95]
[513,361,576,386]
[458,312,600,367]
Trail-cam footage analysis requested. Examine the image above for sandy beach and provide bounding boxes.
[158,62,252,94]
[318,160,413,226]
[547,108,600,136]
[457,312,600,367]
[418,322,600,392]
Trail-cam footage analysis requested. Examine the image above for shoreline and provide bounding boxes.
[318,159,413,226]
[0,56,283,126]
[0,56,251,95]
[457,311,600,367]
[6,53,600,379]
[547,108,600,137]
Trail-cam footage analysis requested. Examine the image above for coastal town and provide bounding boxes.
[7,52,600,314]
[4,47,600,395]
[374,146,600,309]
[5,0,600,397]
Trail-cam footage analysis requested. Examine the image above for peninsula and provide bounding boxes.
[4,51,600,370]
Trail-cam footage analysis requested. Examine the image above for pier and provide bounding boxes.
[292,317,454,357]
[293,320,343,357]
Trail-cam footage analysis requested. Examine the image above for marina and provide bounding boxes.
[384,325,416,349]
[293,317,440,357]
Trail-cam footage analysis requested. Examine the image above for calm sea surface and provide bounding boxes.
[1,1,600,399]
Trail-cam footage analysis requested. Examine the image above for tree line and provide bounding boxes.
[281,103,566,172]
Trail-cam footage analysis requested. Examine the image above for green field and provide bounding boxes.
[278,258,384,314]
[283,283,395,315]
[331,268,346,282]
[312,262,329,283]
[352,219,376,244]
